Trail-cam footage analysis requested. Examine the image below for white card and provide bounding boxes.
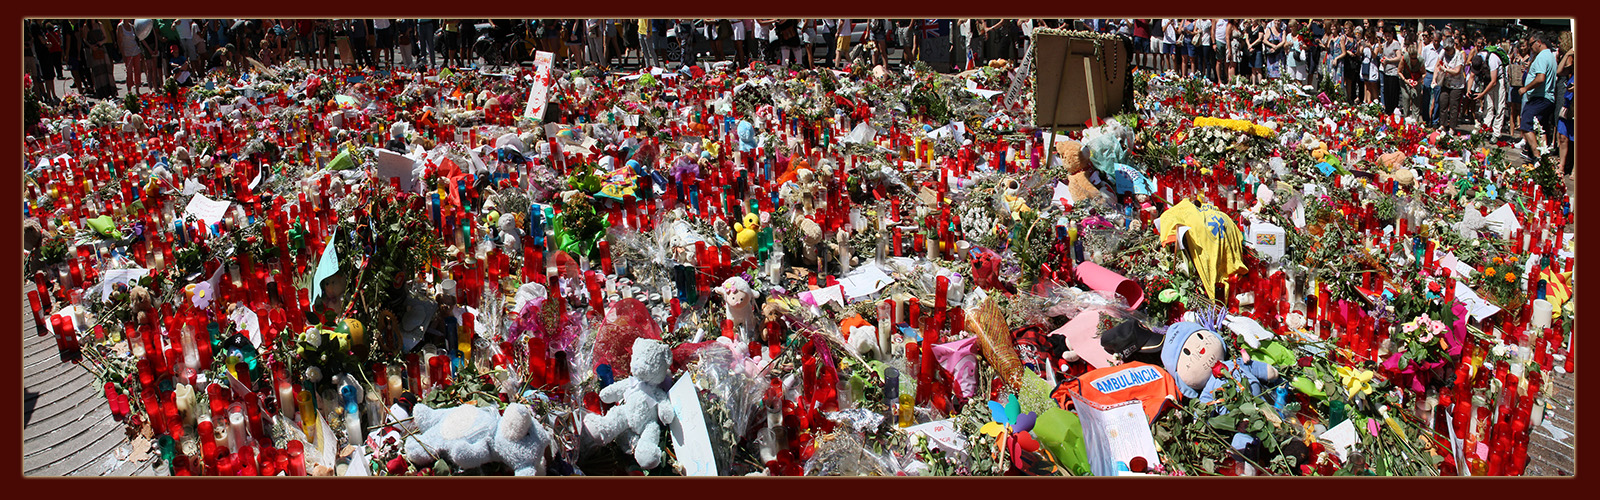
[667,374,718,476]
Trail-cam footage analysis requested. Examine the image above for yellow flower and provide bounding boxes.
[1493,257,1504,264]
[1336,366,1376,398]
[1484,267,1497,276]
[1506,273,1518,283]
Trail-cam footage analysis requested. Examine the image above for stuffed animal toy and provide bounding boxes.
[735,213,760,252]
[968,247,1016,295]
[1160,322,1280,404]
[129,285,154,326]
[492,403,554,476]
[715,277,757,342]
[582,338,676,469]
[797,217,825,268]
[404,404,501,471]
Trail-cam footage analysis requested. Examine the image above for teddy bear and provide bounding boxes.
[127,285,155,325]
[797,217,825,268]
[1160,321,1280,404]
[403,404,501,471]
[582,337,676,469]
[734,213,760,253]
[492,403,554,476]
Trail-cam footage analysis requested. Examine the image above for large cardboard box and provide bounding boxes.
[1031,29,1130,130]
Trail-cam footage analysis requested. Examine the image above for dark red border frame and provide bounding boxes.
[2,2,1592,497]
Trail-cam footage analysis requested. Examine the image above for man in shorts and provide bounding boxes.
[1517,31,1559,161]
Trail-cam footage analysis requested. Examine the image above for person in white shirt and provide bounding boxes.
[1420,31,1443,125]
[1162,19,1179,72]
[1214,18,1231,83]
[1194,18,1213,81]
[175,19,197,61]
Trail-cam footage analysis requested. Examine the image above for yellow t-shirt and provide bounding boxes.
[1158,199,1246,301]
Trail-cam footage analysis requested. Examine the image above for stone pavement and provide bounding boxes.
[21,283,161,476]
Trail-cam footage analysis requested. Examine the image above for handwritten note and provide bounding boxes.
[907,420,968,455]
[97,268,150,302]
[667,374,718,476]
[1454,281,1502,322]
[184,193,232,227]
[372,148,419,193]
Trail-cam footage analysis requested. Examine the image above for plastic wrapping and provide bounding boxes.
[802,430,893,476]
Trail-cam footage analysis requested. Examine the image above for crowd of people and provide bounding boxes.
[1119,19,1574,171]
[24,18,1574,173]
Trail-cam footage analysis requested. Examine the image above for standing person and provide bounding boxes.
[1517,32,1558,161]
[1243,20,1262,84]
[1418,29,1441,125]
[1194,18,1212,81]
[1160,19,1178,72]
[1180,19,1196,77]
[394,19,415,69]
[775,19,803,67]
[1507,39,1527,137]
[371,19,393,68]
[82,20,115,98]
[175,18,196,64]
[35,21,63,101]
[416,19,438,69]
[1439,43,1467,131]
[870,18,890,68]
[1363,28,1380,104]
[833,18,851,68]
[1555,43,1574,176]
[985,19,1016,64]
[753,19,775,65]
[734,19,751,67]
[1132,19,1150,69]
[117,19,145,94]
[561,19,585,68]
[1264,18,1284,80]
[1214,18,1233,84]
[1306,19,1324,88]
[801,19,818,68]
[1382,27,1405,115]
[958,19,980,70]
[637,19,657,68]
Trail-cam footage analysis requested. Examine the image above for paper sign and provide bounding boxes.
[523,51,556,120]
[97,268,150,301]
[837,265,894,302]
[906,420,968,455]
[1319,419,1359,461]
[1071,395,1159,476]
[1053,182,1073,206]
[1453,281,1502,322]
[1436,251,1476,279]
[1483,204,1521,238]
[667,374,718,476]
[182,179,207,196]
[800,285,846,308]
[372,148,420,193]
[184,193,232,227]
[310,228,340,304]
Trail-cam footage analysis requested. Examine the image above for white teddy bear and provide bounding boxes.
[582,338,677,469]
[493,403,554,476]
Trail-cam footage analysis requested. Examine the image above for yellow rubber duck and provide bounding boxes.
[735,213,760,252]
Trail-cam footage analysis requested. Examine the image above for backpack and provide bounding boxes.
[43,29,63,53]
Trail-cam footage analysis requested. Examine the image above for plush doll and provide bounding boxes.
[404,404,501,471]
[582,338,677,469]
[734,213,760,253]
[492,403,554,476]
[1160,322,1280,404]
[129,285,154,326]
[716,277,757,342]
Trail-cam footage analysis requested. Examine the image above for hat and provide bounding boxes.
[1100,320,1164,363]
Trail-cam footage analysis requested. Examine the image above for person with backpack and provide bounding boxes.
[1473,34,1508,136]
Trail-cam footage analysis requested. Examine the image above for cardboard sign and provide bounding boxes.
[667,374,718,476]
[523,51,556,121]
[1067,390,1159,476]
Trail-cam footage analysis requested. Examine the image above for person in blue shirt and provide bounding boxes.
[1518,31,1558,160]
